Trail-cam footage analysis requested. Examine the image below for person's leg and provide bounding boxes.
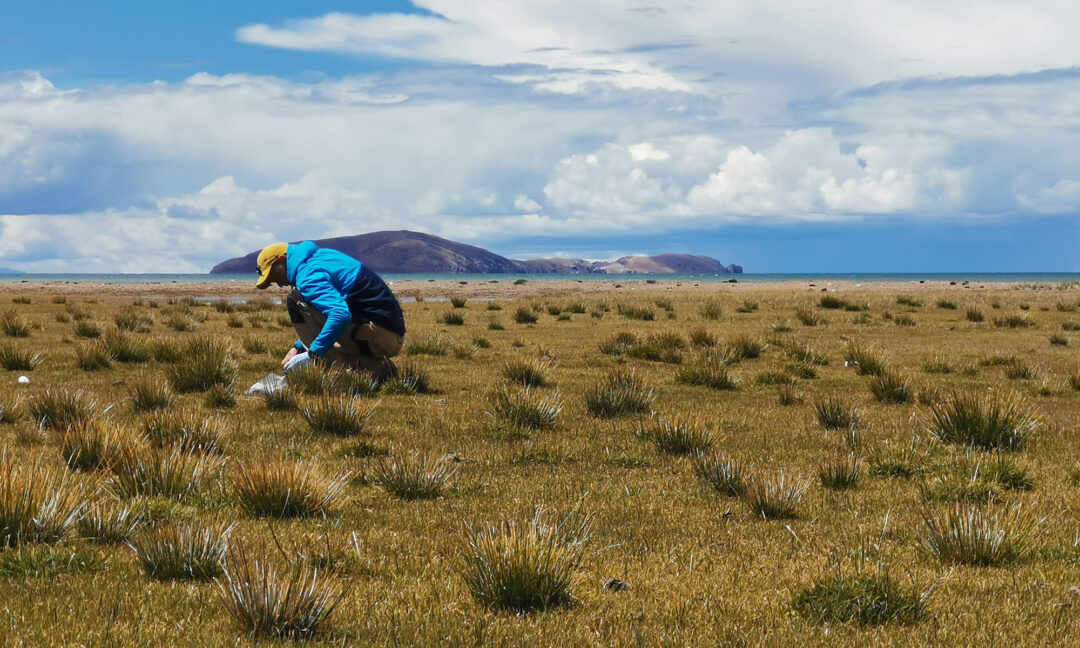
[286,290,367,368]
[347,322,403,379]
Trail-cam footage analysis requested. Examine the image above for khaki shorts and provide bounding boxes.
[286,290,404,378]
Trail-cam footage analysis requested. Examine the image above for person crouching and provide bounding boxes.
[254,241,406,380]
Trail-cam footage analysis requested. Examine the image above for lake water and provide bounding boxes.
[1,272,1078,285]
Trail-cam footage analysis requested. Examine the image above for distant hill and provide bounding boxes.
[210,230,741,275]
[0,267,24,275]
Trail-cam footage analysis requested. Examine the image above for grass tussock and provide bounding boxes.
[868,372,913,404]
[727,335,766,360]
[0,393,23,424]
[262,387,299,411]
[0,450,94,547]
[231,459,348,518]
[28,389,97,430]
[488,385,562,431]
[149,338,185,363]
[78,500,142,544]
[843,341,886,376]
[301,396,376,437]
[217,546,347,639]
[166,336,237,393]
[75,342,113,371]
[791,571,927,626]
[928,391,1039,451]
[814,396,861,430]
[993,313,1034,329]
[129,519,232,581]
[919,505,1039,566]
[691,452,746,496]
[513,307,539,324]
[438,311,465,326]
[58,420,131,472]
[460,508,590,613]
[380,361,433,395]
[818,455,861,490]
[584,368,655,418]
[373,453,455,500]
[673,357,739,390]
[1,311,31,338]
[130,378,173,412]
[102,331,150,363]
[110,446,222,501]
[640,417,714,455]
[744,470,808,520]
[0,344,41,371]
[73,321,102,339]
[502,357,552,388]
[795,307,825,327]
[617,304,655,321]
[286,362,339,394]
[699,300,724,321]
[142,409,225,454]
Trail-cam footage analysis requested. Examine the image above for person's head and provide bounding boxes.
[255,243,289,289]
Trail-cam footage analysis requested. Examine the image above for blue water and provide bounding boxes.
[1,272,1078,285]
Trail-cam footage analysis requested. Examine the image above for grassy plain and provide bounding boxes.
[0,281,1078,646]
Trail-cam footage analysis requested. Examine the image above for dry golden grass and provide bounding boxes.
[0,283,1078,645]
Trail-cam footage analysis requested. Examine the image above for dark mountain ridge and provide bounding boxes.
[210,230,741,275]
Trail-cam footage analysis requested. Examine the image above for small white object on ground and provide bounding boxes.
[246,372,286,396]
[283,351,313,373]
[17,375,30,385]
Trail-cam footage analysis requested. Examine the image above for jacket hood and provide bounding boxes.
[286,241,318,284]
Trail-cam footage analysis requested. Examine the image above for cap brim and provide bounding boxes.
[255,271,273,289]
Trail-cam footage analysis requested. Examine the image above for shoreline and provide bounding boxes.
[0,278,1071,301]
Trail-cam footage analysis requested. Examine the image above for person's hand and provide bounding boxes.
[283,351,313,373]
[281,347,299,369]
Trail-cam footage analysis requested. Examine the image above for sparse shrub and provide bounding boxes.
[598,331,637,355]
[0,451,93,547]
[242,337,268,355]
[503,357,552,388]
[217,545,347,639]
[338,370,380,398]
[787,343,829,366]
[791,571,926,625]
[301,396,375,437]
[226,315,244,329]
[164,313,197,332]
[130,378,173,412]
[203,385,237,409]
[699,300,724,321]
[617,304,655,321]
[815,397,861,430]
[993,313,1034,329]
[919,505,1038,566]
[965,309,985,323]
[0,344,40,371]
[936,299,957,310]
[231,459,347,518]
[920,455,1033,504]
[513,307,539,324]
[1002,358,1035,380]
[818,455,861,490]
[1050,334,1069,346]
[439,311,465,325]
[114,308,152,332]
[626,333,684,363]
[547,305,562,316]
[843,341,886,376]
[896,296,922,308]
[129,519,231,581]
[102,331,150,363]
[867,441,927,479]
[373,453,455,500]
[28,389,97,430]
[405,334,452,356]
[1063,321,1080,331]
[691,452,746,496]
[868,372,912,404]
[450,296,468,308]
[10,296,31,305]
[472,335,492,349]
[1,311,30,337]
[73,321,102,338]
[640,417,713,455]
[488,385,562,431]
[755,371,794,386]
[460,508,590,613]
[78,501,141,545]
[488,320,505,330]
[893,314,916,327]
[735,300,759,313]
[921,355,952,374]
[744,470,808,520]
[65,304,90,321]
[287,362,339,395]
[819,295,846,309]
[167,336,236,392]
[0,394,22,424]
[584,369,655,418]
[928,391,1039,451]
[110,446,222,501]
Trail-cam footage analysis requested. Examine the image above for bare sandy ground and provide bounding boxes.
[0,276,1057,302]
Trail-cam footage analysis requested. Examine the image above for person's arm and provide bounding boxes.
[301,269,353,357]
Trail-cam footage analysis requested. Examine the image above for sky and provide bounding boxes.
[0,0,1078,273]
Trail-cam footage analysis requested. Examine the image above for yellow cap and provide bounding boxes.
[255,243,288,289]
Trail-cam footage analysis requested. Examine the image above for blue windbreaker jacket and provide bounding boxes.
[286,241,404,357]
